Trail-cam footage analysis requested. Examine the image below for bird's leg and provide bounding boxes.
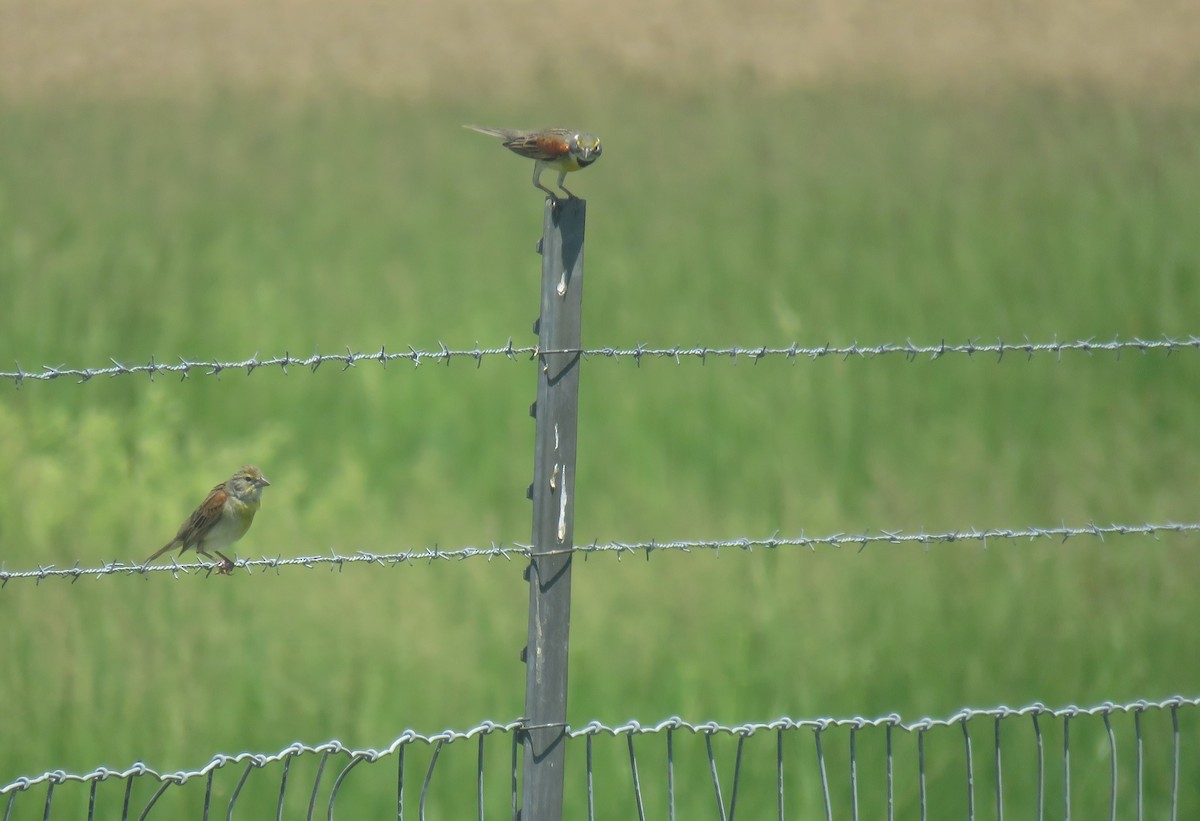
[532,164,560,203]
[195,546,233,574]
[556,170,577,199]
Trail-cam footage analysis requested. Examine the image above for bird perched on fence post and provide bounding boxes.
[144,465,270,574]
[464,125,602,200]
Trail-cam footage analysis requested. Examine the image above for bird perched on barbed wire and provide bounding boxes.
[144,465,270,573]
[464,125,602,200]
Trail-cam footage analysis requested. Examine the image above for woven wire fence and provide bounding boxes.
[3,698,1196,820]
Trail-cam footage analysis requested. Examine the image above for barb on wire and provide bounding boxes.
[2,520,1196,585]
[1,341,531,385]
[577,335,1200,364]
[4,335,1199,384]
[3,698,1196,819]
[0,544,528,585]
[555,520,1200,559]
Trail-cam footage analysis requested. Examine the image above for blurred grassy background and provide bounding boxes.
[2,0,1200,817]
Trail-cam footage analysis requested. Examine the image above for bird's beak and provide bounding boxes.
[258,476,271,488]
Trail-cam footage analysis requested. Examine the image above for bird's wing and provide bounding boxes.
[176,483,229,547]
[522,132,573,160]
[465,126,573,161]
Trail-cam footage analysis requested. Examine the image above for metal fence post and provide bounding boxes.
[521,197,586,820]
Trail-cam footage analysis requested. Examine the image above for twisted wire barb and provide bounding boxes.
[4,335,1198,384]
[2,520,1196,585]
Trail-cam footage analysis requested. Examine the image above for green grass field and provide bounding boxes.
[3,79,1200,817]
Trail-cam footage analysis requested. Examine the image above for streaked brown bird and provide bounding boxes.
[145,465,270,572]
[465,125,602,199]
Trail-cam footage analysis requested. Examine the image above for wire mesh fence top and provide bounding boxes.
[3,698,1197,820]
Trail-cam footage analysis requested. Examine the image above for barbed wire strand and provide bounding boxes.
[2,698,1195,820]
[4,335,1200,385]
[2,520,1196,586]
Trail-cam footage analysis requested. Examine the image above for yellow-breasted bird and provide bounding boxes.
[465,125,602,199]
[145,465,270,573]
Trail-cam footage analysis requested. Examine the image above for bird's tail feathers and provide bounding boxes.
[144,540,180,564]
[463,124,516,139]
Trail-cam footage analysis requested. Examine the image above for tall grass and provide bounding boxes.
[2,83,1199,816]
